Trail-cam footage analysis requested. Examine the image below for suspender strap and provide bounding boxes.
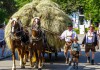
[86,32,94,43]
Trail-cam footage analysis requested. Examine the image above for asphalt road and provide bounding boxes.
[0,34,100,70]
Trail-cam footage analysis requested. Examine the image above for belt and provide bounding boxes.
[86,43,93,46]
[74,47,78,48]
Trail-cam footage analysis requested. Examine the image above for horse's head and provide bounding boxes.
[31,16,42,38]
[31,17,41,30]
[10,17,22,36]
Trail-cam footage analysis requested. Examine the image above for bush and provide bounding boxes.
[85,28,89,33]
[74,28,79,34]
[74,27,98,34]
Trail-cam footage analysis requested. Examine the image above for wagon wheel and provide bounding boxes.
[48,46,52,59]
[49,53,52,59]
[55,51,58,59]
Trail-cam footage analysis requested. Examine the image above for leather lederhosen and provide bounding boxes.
[85,32,96,52]
[64,35,73,50]
[72,51,79,58]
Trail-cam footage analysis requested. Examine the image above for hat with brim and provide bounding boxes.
[67,23,73,27]
[89,24,95,29]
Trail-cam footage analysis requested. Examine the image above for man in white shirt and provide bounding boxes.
[59,23,78,65]
[82,24,99,65]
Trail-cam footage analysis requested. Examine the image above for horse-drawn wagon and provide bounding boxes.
[4,0,72,70]
[41,28,62,59]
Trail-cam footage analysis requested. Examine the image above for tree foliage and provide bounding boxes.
[0,0,17,23]
[52,0,100,23]
[0,0,32,24]
[1,0,100,24]
[14,0,32,9]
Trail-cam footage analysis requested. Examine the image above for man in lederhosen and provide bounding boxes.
[59,23,78,65]
[82,24,99,65]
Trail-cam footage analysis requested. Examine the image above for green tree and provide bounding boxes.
[52,0,100,24]
[52,0,82,14]
[0,0,17,24]
[15,0,32,9]
[0,0,32,24]
[83,0,100,23]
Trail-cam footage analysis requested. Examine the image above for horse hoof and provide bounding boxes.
[30,64,34,67]
[41,64,44,67]
[33,65,38,68]
[12,67,16,70]
[21,66,25,69]
[38,68,41,70]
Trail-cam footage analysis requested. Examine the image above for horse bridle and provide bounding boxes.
[31,18,42,41]
[11,19,22,33]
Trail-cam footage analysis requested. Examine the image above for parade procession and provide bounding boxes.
[1,0,100,70]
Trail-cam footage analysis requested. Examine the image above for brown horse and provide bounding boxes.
[30,16,44,70]
[9,17,29,70]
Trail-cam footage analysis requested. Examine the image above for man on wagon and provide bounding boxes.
[59,23,78,65]
[82,24,99,65]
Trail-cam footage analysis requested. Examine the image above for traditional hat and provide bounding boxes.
[89,24,95,29]
[67,23,73,27]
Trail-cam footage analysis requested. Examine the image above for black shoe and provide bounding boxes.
[91,59,94,65]
[73,62,75,69]
[76,62,78,69]
[87,57,90,63]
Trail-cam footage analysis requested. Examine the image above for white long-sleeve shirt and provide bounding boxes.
[60,30,77,42]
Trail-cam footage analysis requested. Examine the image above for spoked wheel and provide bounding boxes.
[38,68,42,70]
[49,53,52,59]
[55,52,58,59]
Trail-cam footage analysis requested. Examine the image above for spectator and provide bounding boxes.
[0,23,6,57]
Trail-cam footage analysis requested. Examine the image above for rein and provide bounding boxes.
[41,27,60,35]
[32,37,42,42]
[25,25,59,35]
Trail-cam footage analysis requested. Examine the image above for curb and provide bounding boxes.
[0,55,12,60]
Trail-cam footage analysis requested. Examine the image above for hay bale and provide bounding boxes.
[5,0,72,50]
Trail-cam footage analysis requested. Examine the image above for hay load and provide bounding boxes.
[5,0,72,50]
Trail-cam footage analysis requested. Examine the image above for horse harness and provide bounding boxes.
[10,21,30,45]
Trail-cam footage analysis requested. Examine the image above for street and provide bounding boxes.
[0,49,100,70]
[0,34,100,70]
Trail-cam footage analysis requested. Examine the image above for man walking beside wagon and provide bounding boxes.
[82,24,99,65]
[59,23,78,65]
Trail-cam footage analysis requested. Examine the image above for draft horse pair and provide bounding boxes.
[9,17,44,70]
